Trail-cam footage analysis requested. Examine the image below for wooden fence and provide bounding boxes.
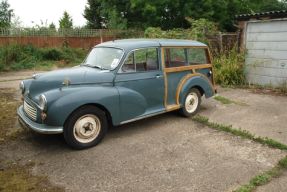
[0,28,145,49]
[0,36,117,49]
[207,32,238,53]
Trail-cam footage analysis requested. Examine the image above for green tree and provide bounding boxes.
[96,0,287,32]
[0,0,13,27]
[83,0,102,29]
[49,22,55,29]
[59,11,73,29]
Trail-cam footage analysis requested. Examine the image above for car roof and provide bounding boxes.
[95,39,207,51]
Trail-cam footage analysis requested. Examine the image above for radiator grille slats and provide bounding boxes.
[23,100,37,121]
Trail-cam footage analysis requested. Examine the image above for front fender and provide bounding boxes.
[179,76,214,107]
[44,86,120,126]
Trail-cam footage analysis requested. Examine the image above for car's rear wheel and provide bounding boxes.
[179,88,201,117]
[64,106,107,150]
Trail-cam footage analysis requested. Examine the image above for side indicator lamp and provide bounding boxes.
[41,113,47,120]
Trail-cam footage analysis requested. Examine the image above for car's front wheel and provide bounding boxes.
[179,88,201,117]
[64,106,107,150]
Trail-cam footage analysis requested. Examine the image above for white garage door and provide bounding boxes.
[245,20,287,86]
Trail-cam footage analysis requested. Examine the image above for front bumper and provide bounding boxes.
[17,105,63,134]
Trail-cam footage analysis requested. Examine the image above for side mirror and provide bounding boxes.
[59,78,71,90]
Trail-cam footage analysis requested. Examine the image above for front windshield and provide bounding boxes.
[83,47,124,70]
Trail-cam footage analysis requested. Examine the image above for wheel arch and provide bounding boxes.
[178,75,214,107]
[63,103,113,128]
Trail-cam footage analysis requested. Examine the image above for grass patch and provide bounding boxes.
[0,89,23,141]
[0,164,64,191]
[192,114,287,192]
[214,95,250,106]
[0,77,30,83]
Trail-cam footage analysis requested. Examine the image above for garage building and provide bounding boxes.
[234,10,287,86]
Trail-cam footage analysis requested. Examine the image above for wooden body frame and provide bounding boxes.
[161,46,215,111]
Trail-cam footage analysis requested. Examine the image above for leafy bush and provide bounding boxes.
[0,41,89,71]
[212,47,245,86]
[144,18,219,46]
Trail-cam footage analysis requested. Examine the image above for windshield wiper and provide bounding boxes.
[94,65,110,70]
[83,64,110,70]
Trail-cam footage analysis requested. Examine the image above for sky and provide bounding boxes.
[9,0,88,28]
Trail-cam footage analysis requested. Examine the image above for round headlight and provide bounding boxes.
[19,82,25,94]
[39,94,47,111]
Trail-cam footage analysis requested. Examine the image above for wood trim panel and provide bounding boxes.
[207,48,215,87]
[165,64,212,73]
[166,104,181,112]
[175,73,215,105]
[161,47,168,109]
[161,46,215,112]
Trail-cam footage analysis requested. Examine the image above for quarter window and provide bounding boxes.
[122,48,159,72]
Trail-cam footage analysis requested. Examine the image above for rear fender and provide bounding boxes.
[179,75,214,107]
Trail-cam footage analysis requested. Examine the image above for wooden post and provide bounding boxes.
[218,32,222,51]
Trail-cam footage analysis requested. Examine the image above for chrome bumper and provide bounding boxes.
[17,105,63,134]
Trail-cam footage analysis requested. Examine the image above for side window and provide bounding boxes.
[122,48,159,72]
[189,48,208,65]
[146,48,159,70]
[164,48,188,68]
[135,49,146,71]
[164,48,209,68]
[122,52,135,72]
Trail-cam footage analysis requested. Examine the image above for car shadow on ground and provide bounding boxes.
[14,111,182,152]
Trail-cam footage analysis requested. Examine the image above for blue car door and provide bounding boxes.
[115,48,165,123]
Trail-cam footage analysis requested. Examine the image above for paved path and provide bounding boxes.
[200,86,287,146]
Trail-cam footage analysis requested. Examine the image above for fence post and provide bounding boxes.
[100,29,103,43]
[218,32,222,51]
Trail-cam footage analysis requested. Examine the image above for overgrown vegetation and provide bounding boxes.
[192,114,287,192]
[212,47,245,86]
[144,17,219,45]
[0,41,88,71]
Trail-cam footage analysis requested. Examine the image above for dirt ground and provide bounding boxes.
[0,70,287,192]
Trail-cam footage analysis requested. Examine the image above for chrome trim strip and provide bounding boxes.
[120,111,166,125]
[18,105,63,134]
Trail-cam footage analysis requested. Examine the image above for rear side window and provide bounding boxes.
[122,48,159,72]
[189,48,208,64]
[164,48,209,68]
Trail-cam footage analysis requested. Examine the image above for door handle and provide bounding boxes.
[156,75,163,79]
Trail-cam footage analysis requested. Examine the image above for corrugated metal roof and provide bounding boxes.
[234,10,287,20]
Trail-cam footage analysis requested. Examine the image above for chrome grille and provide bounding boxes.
[23,100,37,121]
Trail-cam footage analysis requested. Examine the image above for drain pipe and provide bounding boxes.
[233,19,243,54]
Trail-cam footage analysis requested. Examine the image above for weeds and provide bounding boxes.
[0,41,88,71]
[212,46,245,86]
[276,78,287,94]
[192,114,287,192]
[192,114,287,150]
[214,95,250,106]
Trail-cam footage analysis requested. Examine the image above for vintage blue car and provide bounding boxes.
[18,39,215,149]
